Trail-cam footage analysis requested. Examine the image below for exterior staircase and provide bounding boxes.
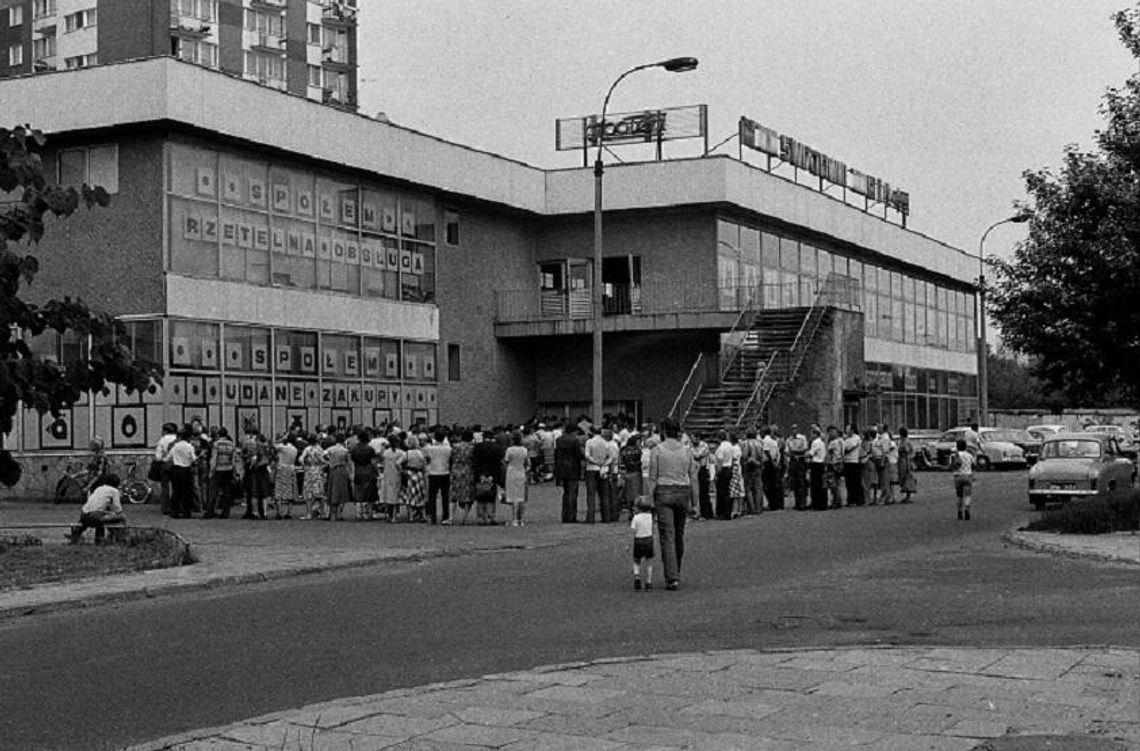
[678,309,813,438]
[669,275,848,438]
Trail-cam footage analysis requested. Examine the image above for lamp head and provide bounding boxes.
[1009,209,1033,223]
[660,56,699,73]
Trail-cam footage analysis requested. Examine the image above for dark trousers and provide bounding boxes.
[697,466,713,518]
[70,510,124,543]
[809,463,828,510]
[655,486,689,585]
[844,463,864,506]
[584,471,605,523]
[205,470,235,518]
[762,463,784,510]
[742,467,762,514]
[601,475,620,522]
[788,458,808,509]
[559,478,579,522]
[714,468,733,519]
[426,474,450,523]
[170,466,195,518]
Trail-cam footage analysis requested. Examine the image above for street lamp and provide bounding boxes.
[592,57,698,425]
[977,209,1032,425]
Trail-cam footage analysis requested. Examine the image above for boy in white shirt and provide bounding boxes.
[630,496,656,591]
[68,474,125,544]
[949,439,975,520]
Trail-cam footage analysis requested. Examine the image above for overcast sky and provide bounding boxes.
[357,1,1136,257]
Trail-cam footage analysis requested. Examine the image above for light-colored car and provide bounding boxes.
[1083,425,1139,459]
[926,427,1027,470]
[1026,424,1067,441]
[1028,433,1137,509]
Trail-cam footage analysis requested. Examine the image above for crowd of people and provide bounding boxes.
[136,414,934,525]
[67,413,963,588]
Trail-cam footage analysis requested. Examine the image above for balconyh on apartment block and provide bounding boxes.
[1,56,977,476]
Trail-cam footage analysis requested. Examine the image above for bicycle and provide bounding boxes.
[54,462,90,505]
[119,460,153,505]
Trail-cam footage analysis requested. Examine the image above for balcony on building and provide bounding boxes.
[249,0,287,12]
[321,1,357,27]
[252,33,287,54]
[169,15,212,39]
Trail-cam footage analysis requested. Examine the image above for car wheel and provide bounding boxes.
[975,455,991,471]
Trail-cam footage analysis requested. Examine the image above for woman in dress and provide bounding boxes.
[447,429,474,525]
[728,433,746,518]
[400,434,427,521]
[299,434,327,520]
[896,426,918,503]
[502,431,530,526]
[349,429,378,520]
[379,433,406,522]
[272,433,298,519]
[323,433,352,521]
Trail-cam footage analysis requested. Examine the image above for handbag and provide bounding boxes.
[147,461,163,481]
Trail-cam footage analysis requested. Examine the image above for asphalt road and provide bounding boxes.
[1,470,1136,750]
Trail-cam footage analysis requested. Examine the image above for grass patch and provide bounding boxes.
[0,529,196,591]
[1024,491,1140,535]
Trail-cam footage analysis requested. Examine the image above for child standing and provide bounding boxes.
[949,439,975,520]
[630,496,656,591]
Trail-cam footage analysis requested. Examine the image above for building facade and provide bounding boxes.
[0,0,357,108]
[1,57,978,487]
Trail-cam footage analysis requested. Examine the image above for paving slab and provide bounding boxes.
[128,647,1140,751]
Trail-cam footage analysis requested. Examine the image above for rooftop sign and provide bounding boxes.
[739,116,910,221]
[556,104,707,159]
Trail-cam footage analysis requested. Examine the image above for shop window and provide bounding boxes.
[363,336,400,380]
[275,329,318,375]
[321,334,361,378]
[222,325,271,373]
[403,341,437,382]
[169,320,220,371]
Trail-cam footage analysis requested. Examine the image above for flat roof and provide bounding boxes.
[2,57,973,283]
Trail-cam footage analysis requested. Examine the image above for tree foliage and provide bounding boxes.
[0,125,162,485]
[989,7,1140,409]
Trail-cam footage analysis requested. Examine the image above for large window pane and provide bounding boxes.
[169,320,220,370]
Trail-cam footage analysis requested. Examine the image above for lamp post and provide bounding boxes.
[591,56,697,425]
[977,210,1032,426]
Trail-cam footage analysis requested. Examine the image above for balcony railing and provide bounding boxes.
[495,278,862,324]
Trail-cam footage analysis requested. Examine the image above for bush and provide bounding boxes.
[1025,490,1140,534]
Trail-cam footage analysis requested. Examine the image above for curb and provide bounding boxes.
[1002,524,1139,566]
[0,548,439,622]
[0,537,574,622]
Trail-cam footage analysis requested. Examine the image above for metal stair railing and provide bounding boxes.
[736,279,835,428]
[717,289,758,381]
[668,352,711,425]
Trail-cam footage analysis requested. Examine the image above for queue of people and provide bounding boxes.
[148,419,555,526]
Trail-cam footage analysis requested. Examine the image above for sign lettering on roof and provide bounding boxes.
[739,116,910,218]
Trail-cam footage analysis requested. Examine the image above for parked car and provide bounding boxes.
[1027,433,1137,510]
[1083,425,1139,460]
[1026,424,1067,441]
[924,427,1027,470]
[984,429,1043,465]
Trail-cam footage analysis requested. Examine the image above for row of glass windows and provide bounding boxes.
[860,363,977,431]
[717,219,976,352]
[168,144,437,303]
[27,319,440,384]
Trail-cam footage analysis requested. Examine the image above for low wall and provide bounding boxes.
[991,409,1139,431]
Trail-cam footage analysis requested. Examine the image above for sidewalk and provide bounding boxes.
[0,488,616,620]
[129,646,1139,750]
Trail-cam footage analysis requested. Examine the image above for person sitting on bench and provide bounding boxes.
[69,474,125,544]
